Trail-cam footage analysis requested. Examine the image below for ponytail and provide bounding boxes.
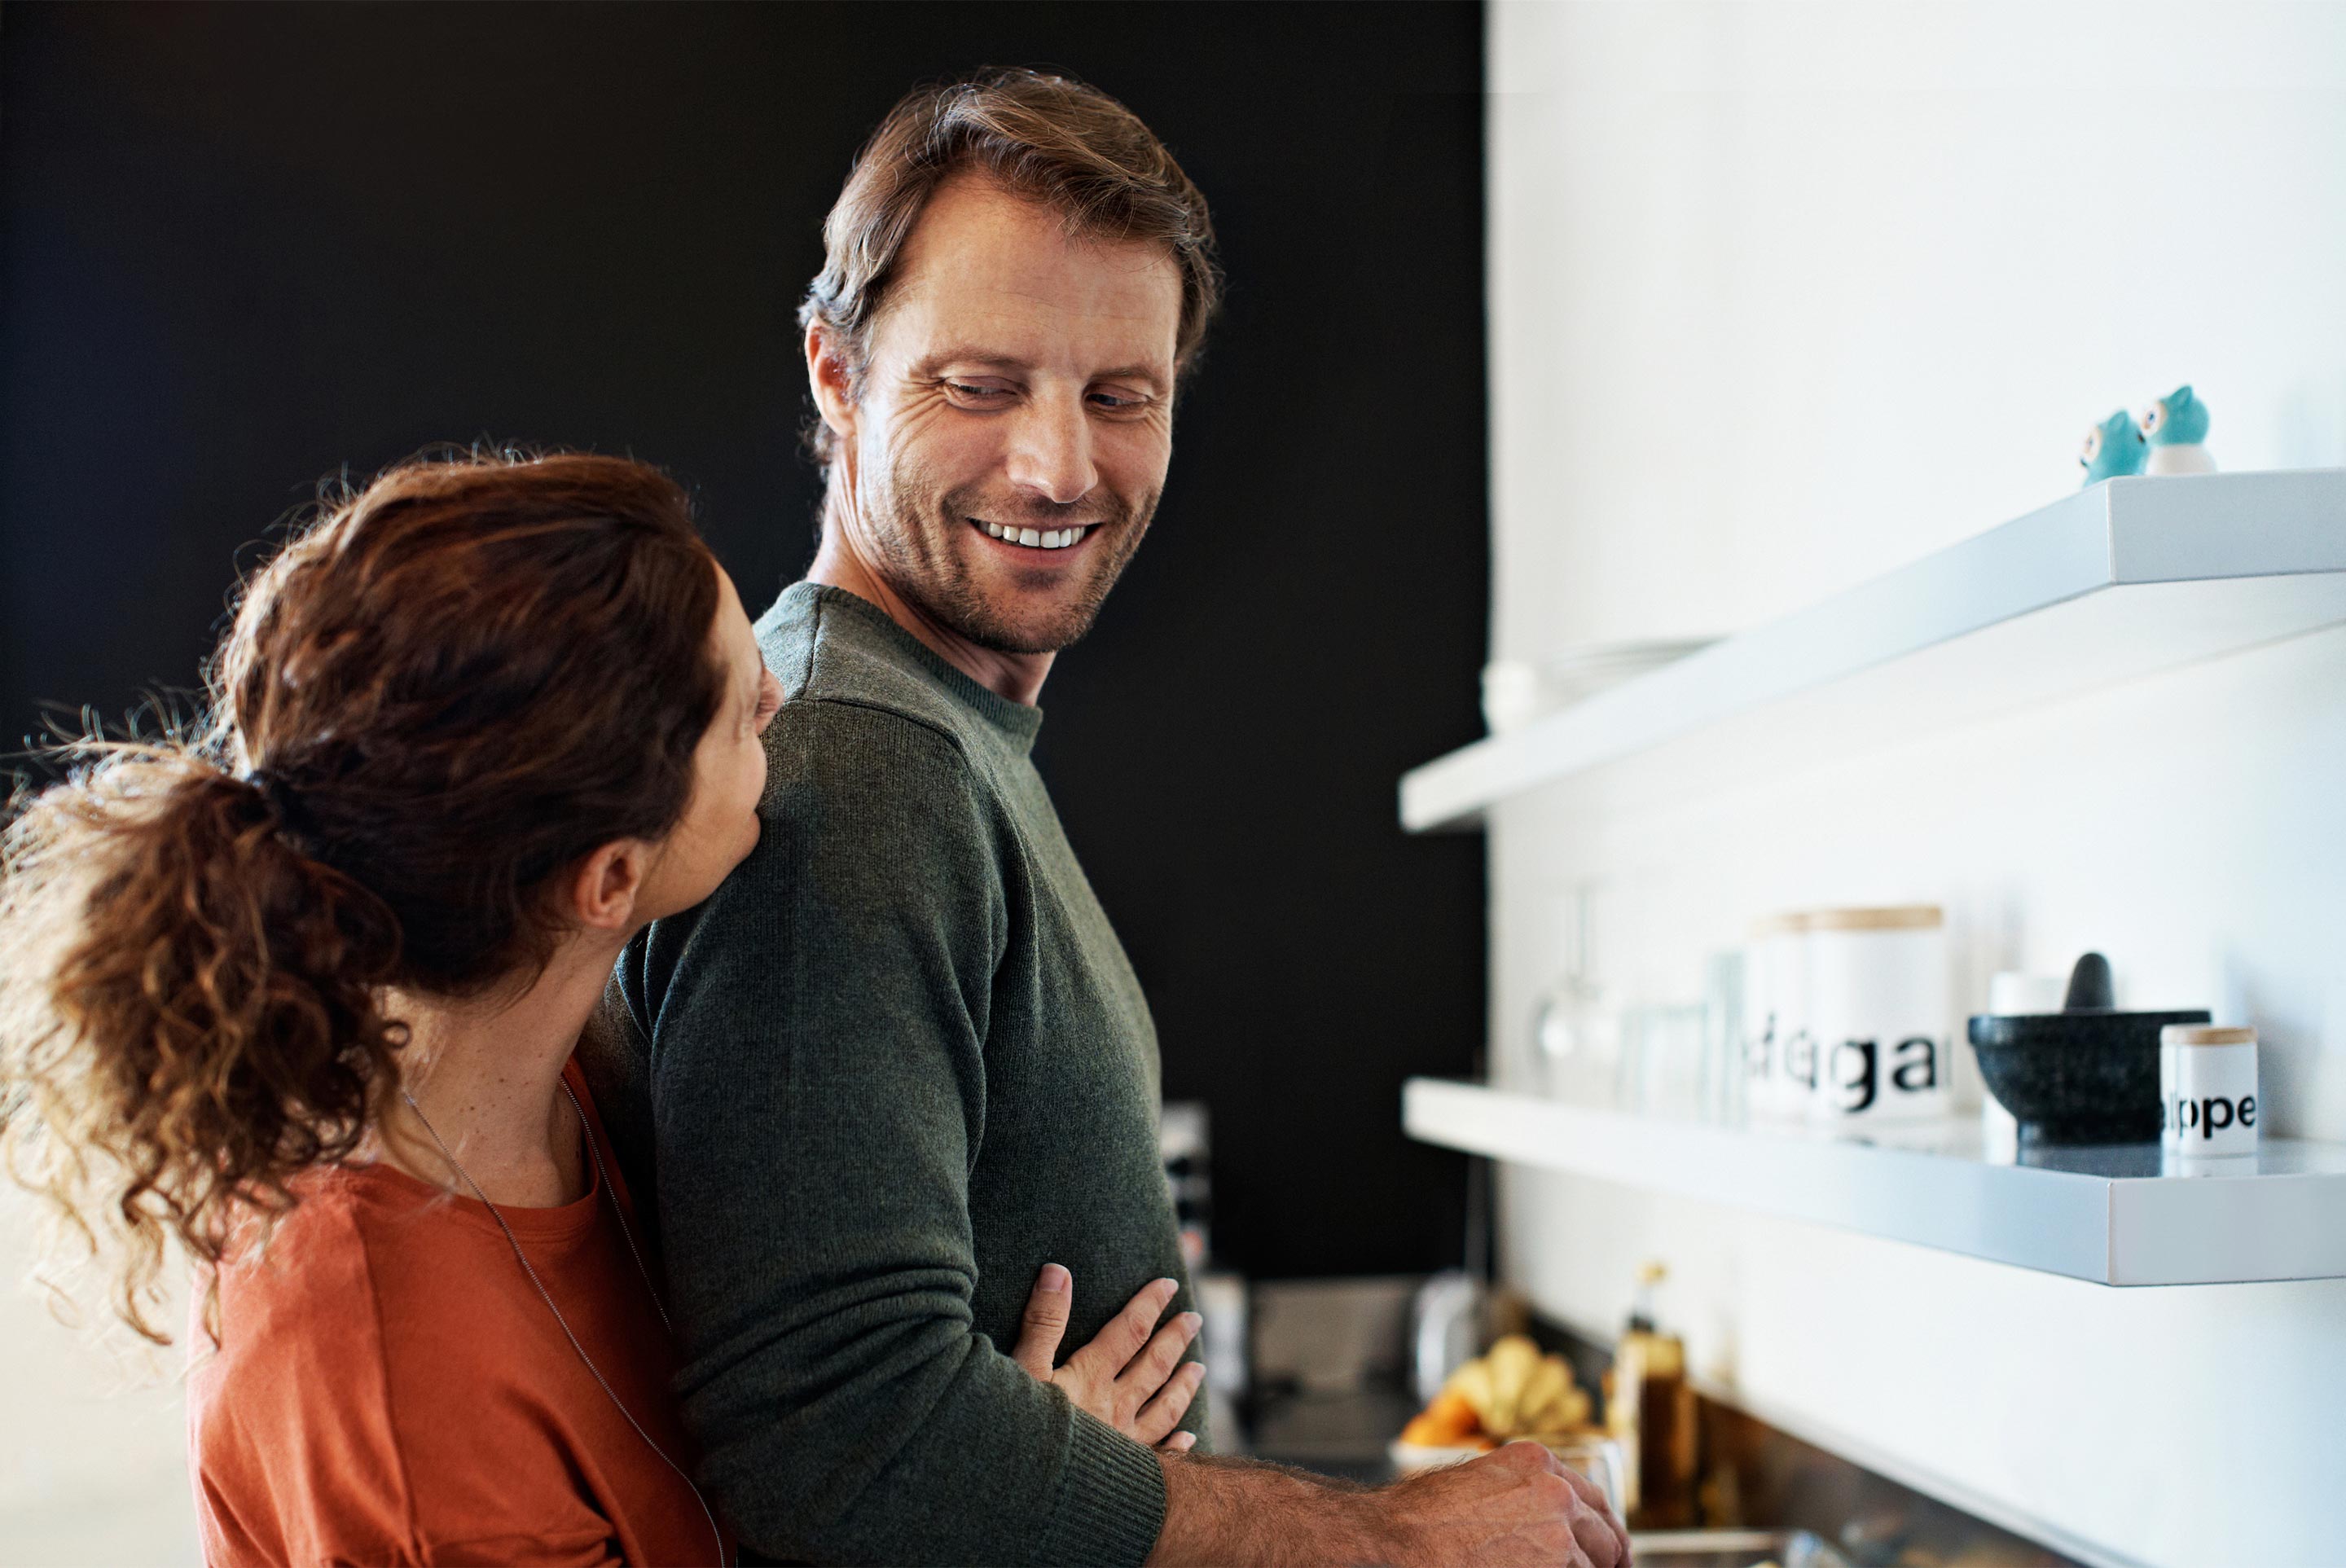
[0,742,404,1344]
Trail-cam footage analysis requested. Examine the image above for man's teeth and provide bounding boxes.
[980,521,1088,550]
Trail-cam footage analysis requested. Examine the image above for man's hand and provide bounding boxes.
[1375,1441,1631,1567]
[1146,1439,1631,1568]
[1012,1265,1204,1452]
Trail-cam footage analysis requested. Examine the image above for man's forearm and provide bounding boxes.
[1144,1442,1628,1568]
[1145,1455,1395,1568]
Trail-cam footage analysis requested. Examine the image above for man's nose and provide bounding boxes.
[1002,389,1098,507]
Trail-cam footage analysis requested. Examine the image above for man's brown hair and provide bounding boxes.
[799,67,1221,470]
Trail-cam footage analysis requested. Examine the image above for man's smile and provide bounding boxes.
[969,516,1096,552]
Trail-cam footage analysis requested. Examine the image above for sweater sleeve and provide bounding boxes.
[622,698,1167,1567]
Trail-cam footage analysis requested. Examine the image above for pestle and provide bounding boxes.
[2063,952,2115,1012]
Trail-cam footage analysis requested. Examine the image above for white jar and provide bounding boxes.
[2161,1025,2260,1157]
[1742,913,1814,1124]
[1806,906,1951,1125]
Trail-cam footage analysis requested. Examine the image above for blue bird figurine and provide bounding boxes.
[2080,409,2147,485]
[2142,385,2215,474]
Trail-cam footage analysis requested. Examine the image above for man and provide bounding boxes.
[589,69,1627,1568]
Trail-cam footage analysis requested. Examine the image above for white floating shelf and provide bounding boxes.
[1404,1078,2346,1286]
[1402,469,2346,831]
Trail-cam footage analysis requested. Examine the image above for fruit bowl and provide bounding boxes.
[1389,1431,1627,1514]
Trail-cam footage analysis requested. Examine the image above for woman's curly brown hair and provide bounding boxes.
[0,450,724,1344]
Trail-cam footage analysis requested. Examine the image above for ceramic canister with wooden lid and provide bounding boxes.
[2162,1025,2260,1157]
[1743,911,1815,1123]
[1806,906,1951,1125]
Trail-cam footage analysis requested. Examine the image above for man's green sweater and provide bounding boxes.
[584,582,1198,1566]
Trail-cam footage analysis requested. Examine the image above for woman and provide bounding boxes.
[0,452,1200,1566]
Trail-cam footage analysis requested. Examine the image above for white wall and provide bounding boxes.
[0,1189,200,1564]
[1485,5,2346,1566]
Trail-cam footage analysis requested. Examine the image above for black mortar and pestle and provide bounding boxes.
[1968,953,2210,1144]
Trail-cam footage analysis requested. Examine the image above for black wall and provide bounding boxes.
[0,2,1487,1280]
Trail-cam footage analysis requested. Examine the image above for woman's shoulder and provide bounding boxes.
[194,1168,434,1431]
[196,1161,519,1405]
[200,1170,382,1347]
[200,1161,518,1368]
[190,1171,417,1563]
[192,1163,598,1549]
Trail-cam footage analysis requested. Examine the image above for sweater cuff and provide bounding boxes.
[1036,1410,1168,1568]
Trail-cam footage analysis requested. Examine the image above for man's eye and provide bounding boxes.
[1090,390,1149,411]
[948,381,1010,401]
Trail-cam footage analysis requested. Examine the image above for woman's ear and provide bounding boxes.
[569,839,649,934]
[806,323,859,448]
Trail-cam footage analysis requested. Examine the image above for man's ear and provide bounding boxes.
[806,322,859,449]
[569,838,649,935]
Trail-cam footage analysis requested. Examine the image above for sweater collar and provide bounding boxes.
[781,582,1047,754]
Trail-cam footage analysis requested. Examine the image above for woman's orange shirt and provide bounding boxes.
[187,1061,725,1566]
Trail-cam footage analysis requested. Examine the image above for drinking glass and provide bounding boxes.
[1538,1433,1627,1521]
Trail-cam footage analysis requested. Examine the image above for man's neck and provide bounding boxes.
[371,937,621,1207]
[806,518,1054,708]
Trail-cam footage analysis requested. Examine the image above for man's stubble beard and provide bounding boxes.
[855,455,1158,657]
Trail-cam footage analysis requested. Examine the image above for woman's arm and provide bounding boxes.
[1009,1266,1205,1452]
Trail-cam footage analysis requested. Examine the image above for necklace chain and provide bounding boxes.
[402,1083,727,1566]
